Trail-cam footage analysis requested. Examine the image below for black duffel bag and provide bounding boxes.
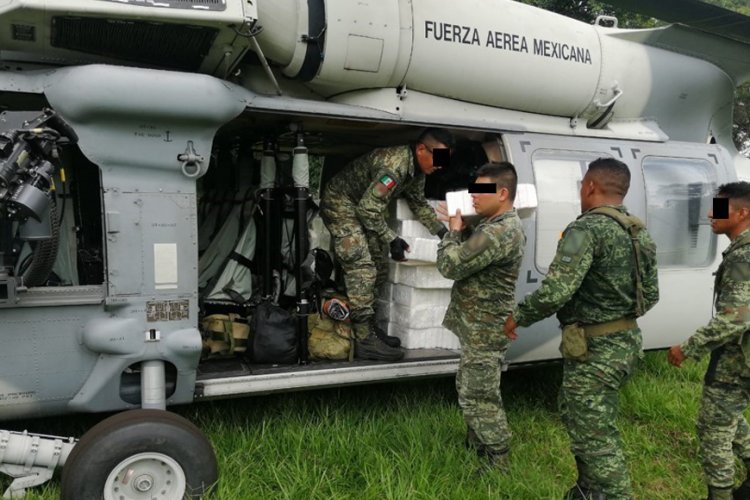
[251,302,298,364]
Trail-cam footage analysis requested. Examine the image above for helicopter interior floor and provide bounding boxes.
[196,347,461,381]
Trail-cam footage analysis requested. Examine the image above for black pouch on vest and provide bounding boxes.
[252,302,298,364]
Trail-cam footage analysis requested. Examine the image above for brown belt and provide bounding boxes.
[582,318,638,337]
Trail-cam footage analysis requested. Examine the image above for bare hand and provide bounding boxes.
[504,315,518,340]
[449,209,465,232]
[667,345,686,368]
[436,201,450,222]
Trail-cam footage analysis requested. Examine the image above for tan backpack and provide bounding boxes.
[307,313,353,361]
[201,313,250,358]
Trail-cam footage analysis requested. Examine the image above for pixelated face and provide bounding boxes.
[471,176,503,217]
[416,142,449,175]
[709,196,748,236]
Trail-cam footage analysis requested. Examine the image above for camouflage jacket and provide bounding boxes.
[682,228,750,362]
[324,145,444,242]
[515,205,659,328]
[437,209,525,340]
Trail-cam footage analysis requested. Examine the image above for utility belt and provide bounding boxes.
[581,318,638,337]
[560,318,638,361]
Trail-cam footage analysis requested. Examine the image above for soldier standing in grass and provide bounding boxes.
[668,182,750,500]
[320,128,453,361]
[436,162,525,470]
[505,157,659,499]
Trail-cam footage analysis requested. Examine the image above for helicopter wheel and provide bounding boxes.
[60,409,217,500]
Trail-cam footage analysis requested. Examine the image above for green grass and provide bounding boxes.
[1,352,734,499]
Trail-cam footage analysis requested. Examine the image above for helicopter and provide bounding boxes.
[0,0,748,497]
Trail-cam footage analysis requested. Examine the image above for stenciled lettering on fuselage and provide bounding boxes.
[423,20,593,65]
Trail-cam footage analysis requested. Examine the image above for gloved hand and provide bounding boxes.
[437,227,448,239]
[389,237,410,261]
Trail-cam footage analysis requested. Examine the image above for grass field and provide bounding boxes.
[1,351,731,499]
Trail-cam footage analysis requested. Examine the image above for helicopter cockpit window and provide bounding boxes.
[642,157,717,267]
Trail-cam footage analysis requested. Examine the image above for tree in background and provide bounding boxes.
[518,0,750,155]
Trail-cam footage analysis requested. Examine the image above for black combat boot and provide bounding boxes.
[374,323,401,348]
[706,485,733,500]
[352,320,403,361]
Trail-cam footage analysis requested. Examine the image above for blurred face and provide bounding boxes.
[709,196,749,237]
[415,142,447,175]
[471,176,506,217]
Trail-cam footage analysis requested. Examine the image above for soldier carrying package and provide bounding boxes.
[319,128,454,361]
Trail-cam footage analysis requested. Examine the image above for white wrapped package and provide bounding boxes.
[406,237,439,263]
[386,323,460,349]
[392,199,441,221]
[391,284,451,308]
[388,262,453,289]
[376,299,446,328]
[446,190,477,216]
[397,220,438,240]
[390,302,447,328]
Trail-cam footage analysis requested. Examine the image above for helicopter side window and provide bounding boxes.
[531,150,604,273]
[642,157,717,267]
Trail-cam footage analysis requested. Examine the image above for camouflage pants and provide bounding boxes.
[456,329,512,454]
[559,328,642,500]
[697,379,750,488]
[320,192,389,330]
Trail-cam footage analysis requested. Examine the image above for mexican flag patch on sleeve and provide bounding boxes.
[380,175,397,190]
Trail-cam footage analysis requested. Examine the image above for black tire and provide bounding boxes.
[60,409,218,500]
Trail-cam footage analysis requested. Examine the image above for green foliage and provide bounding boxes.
[519,0,662,27]
[518,0,750,155]
[702,0,750,16]
[3,352,739,499]
[735,83,750,155]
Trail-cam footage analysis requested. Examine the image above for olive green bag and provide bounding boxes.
[560,323,588,361]
[200,313,250,358]
[307,314,353,361]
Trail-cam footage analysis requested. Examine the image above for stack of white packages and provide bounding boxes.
[375,199,460,350]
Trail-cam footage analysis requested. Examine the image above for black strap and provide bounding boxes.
[229,251,254,270]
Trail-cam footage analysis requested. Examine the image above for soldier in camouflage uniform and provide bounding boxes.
[320,128,453,361]
[437,162,525,470]
[505,158,659,499]
[668,182,750,500]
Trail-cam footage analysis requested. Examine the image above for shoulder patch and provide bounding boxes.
[557,227,590,265]
[460,232,491,260]
[727,261,750,282]
[380,174,397,189]
[373,174,398,198]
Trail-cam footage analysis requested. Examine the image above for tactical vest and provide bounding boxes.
[587,206,649,317]
[713,233,750,369]
[713,232,750,306]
